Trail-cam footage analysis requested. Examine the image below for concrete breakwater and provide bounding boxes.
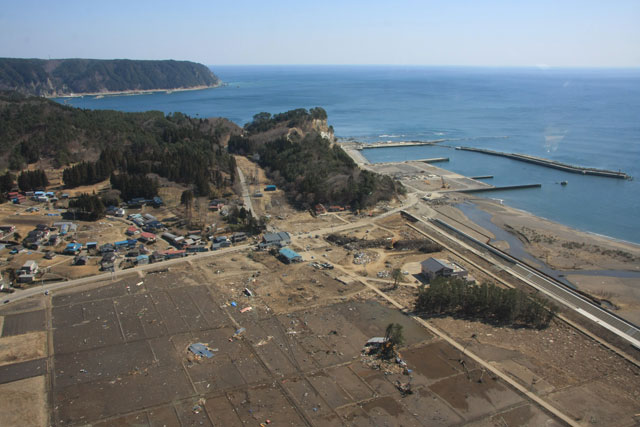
[456,183,542,193]
[457,147,632,180]
[355,139,447,150]
[415,157,449,163]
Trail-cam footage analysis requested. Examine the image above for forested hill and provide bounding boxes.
[0,91,402,209]
[0,58,220,97]
[229,108,404,210]
[0,91,240,171]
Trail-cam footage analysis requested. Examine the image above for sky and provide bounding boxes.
[1,0,639,67]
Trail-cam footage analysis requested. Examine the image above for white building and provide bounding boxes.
[20,260,39,275]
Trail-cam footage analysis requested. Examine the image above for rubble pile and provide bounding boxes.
[353,251,377,265]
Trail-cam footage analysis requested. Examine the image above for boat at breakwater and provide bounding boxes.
[457,147,632,180]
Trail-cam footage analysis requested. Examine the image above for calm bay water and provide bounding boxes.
[56,66,640,244]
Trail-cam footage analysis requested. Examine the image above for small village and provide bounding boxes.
[0,180,323,295]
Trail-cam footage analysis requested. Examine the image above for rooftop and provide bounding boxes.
[279,247,301,261]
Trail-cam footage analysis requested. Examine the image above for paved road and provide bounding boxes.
[4,244,251,305]
[236,167,257,219]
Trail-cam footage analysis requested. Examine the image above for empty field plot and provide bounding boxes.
[227,383,307,426]
[428,369,524,419]
[53,363,194,424]
[1,309,46,337]
[0,375,48,427]
[0,358,47,384]
[0,330,47,367]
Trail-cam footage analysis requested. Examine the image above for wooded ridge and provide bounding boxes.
[0,58,220,97]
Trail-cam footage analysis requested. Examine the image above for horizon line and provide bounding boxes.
[208,63,640,70]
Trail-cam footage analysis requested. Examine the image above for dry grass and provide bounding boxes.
[0,376,48,427]
[0,331,47,367]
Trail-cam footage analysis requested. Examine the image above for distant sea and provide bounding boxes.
[55,66,640,244]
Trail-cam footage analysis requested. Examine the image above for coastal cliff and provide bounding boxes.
[0,58,220,97]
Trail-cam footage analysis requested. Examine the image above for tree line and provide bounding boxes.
[17,169,48,191]
[243,107,327,134]
[68,194,106,221]
[415,277,556,329]
[0,91,239,182]
[60,126,236,200]
[110,173,158,201]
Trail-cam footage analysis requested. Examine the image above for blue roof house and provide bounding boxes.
[64,243,82,254]
[279,247,302,263]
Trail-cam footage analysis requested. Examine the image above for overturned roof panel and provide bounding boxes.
[189,343,214,358]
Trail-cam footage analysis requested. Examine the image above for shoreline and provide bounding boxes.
[46,83,222,99]
[466,195,640,255]
[469,195,640,249]
[342,143,640,323]
[354,144,638,247]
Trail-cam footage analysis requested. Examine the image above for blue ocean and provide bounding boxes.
[56,66,640,244]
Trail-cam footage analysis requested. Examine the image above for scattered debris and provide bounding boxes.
[256,336,273,346]
[244,287,253,297]
[192,398,206,414]
[240,306,253,313]
[395,380,413,395]
[188,343,214,359]
[353,251,373,265]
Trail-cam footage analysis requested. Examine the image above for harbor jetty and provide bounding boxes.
[354,139,446,150]
[454,183,542,193]
[457,147,632,180]
[415,157,449,163]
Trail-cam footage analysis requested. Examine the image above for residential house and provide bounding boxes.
[100,253,117,270]
[259,231,291,249]
[231,232,248,243]
[73,255,88,266]
[138,232,156,244]
[278,247,302,263]
[420,258,467,282]
[20,260,39,275]
[64,243,82,255]
[136,254,149,265]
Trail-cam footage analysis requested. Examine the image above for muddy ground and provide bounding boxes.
[0,252,564,426]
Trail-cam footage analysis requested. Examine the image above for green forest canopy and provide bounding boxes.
[415,276,557,329]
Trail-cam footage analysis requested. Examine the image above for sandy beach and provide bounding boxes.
[461,196,640,324]
[47,83,221,99]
